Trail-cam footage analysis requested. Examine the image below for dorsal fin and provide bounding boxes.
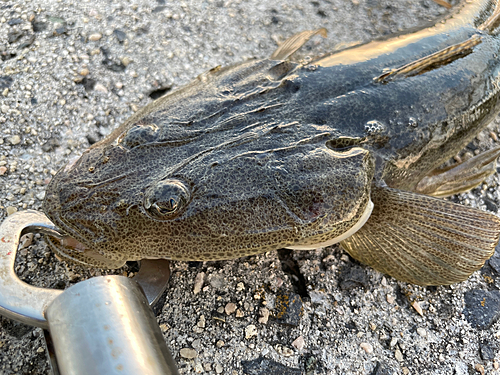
[270,28,327,60]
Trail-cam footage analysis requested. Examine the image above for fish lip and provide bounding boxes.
[45,210,94,251]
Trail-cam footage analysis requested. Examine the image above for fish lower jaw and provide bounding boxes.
[285,198,374,250]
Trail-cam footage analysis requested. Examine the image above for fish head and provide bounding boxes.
[43,134,374,268]
[42,60,375,268]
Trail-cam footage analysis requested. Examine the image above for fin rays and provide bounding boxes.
[341,187,500,285]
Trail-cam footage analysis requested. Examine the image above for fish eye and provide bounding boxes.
[144,179,190,219]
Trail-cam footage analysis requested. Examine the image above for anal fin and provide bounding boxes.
[340,186,500,285]
[416,146,500,197]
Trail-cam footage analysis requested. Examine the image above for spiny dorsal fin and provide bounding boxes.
[341,186,500,285]
[270,28,327,60]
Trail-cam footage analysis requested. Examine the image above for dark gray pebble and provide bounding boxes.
[371,362,396,375]
[8,30,24,44]
[7,18,22,26]
[340,265,370,291]
[479,340,497,361]
[274,292,303,326]
[113,29,127,43]
[242,356,301,375]
[488,244,500,274]
[0,76,13,89]
[463,289,500,329]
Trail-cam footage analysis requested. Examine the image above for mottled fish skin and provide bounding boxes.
[43,0,500,272]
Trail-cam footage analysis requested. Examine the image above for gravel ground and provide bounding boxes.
[1,0,500,374]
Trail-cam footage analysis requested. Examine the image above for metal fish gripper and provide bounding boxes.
[0,210,179,375]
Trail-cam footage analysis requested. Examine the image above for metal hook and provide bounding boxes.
[0,210,171,329]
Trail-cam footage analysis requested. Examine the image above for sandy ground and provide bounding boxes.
[1,0,500,374]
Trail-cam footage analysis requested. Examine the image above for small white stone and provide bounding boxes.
[89,33,102,41]
[8,135,21,145]
[258,308,269,324]
[193,272,205,294]
[225,302,237,315]
[386,294,395,304]
[395,349,403,362]
[179,348,197,359]
[360,342,373,354]
[94,83,108,93]
[292,336,305,351]
[417,327,427,337]
[412,300,423,316]
[197,315,206,328]
[6,206,17,215]
[245,324,257,339]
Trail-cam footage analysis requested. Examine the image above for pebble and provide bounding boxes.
[236,309,244,318]
[416,327,427,337]
[216,340,224,348]
[225,302,237,315]
[241,357,301,375]
[292,335,305,351]
[479,340,496,360]
[340,266,370,290]
[80,68,89,76]
[411,300,423,316]
[274,292,303,326]
[0,166,6,175]
[215,363,223,373]
[94,83,108,93]
[193,272,205,294]
[245,324,258,339]
[197,315,206,328]
[6,206,17,215]
[464,289,500,329]
[121,56,132,66]
[7,135,21,145]
[475,364,485,375]
[386,294,395,304]
[395,349,403,362]
[179,348,197,359]
[258,307,269,324]
[372,362,396,375]
[89,33,102,41]
[360,342,373,354]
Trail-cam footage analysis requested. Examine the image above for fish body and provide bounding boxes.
[43,0,500,285]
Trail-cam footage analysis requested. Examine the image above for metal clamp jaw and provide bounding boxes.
[0,210,179,375]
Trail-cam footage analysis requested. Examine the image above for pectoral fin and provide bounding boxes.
[340,186,500,285]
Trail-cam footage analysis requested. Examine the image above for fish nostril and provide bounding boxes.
[118,123,159,149]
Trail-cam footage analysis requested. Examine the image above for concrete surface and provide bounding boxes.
[1,0,500,374]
